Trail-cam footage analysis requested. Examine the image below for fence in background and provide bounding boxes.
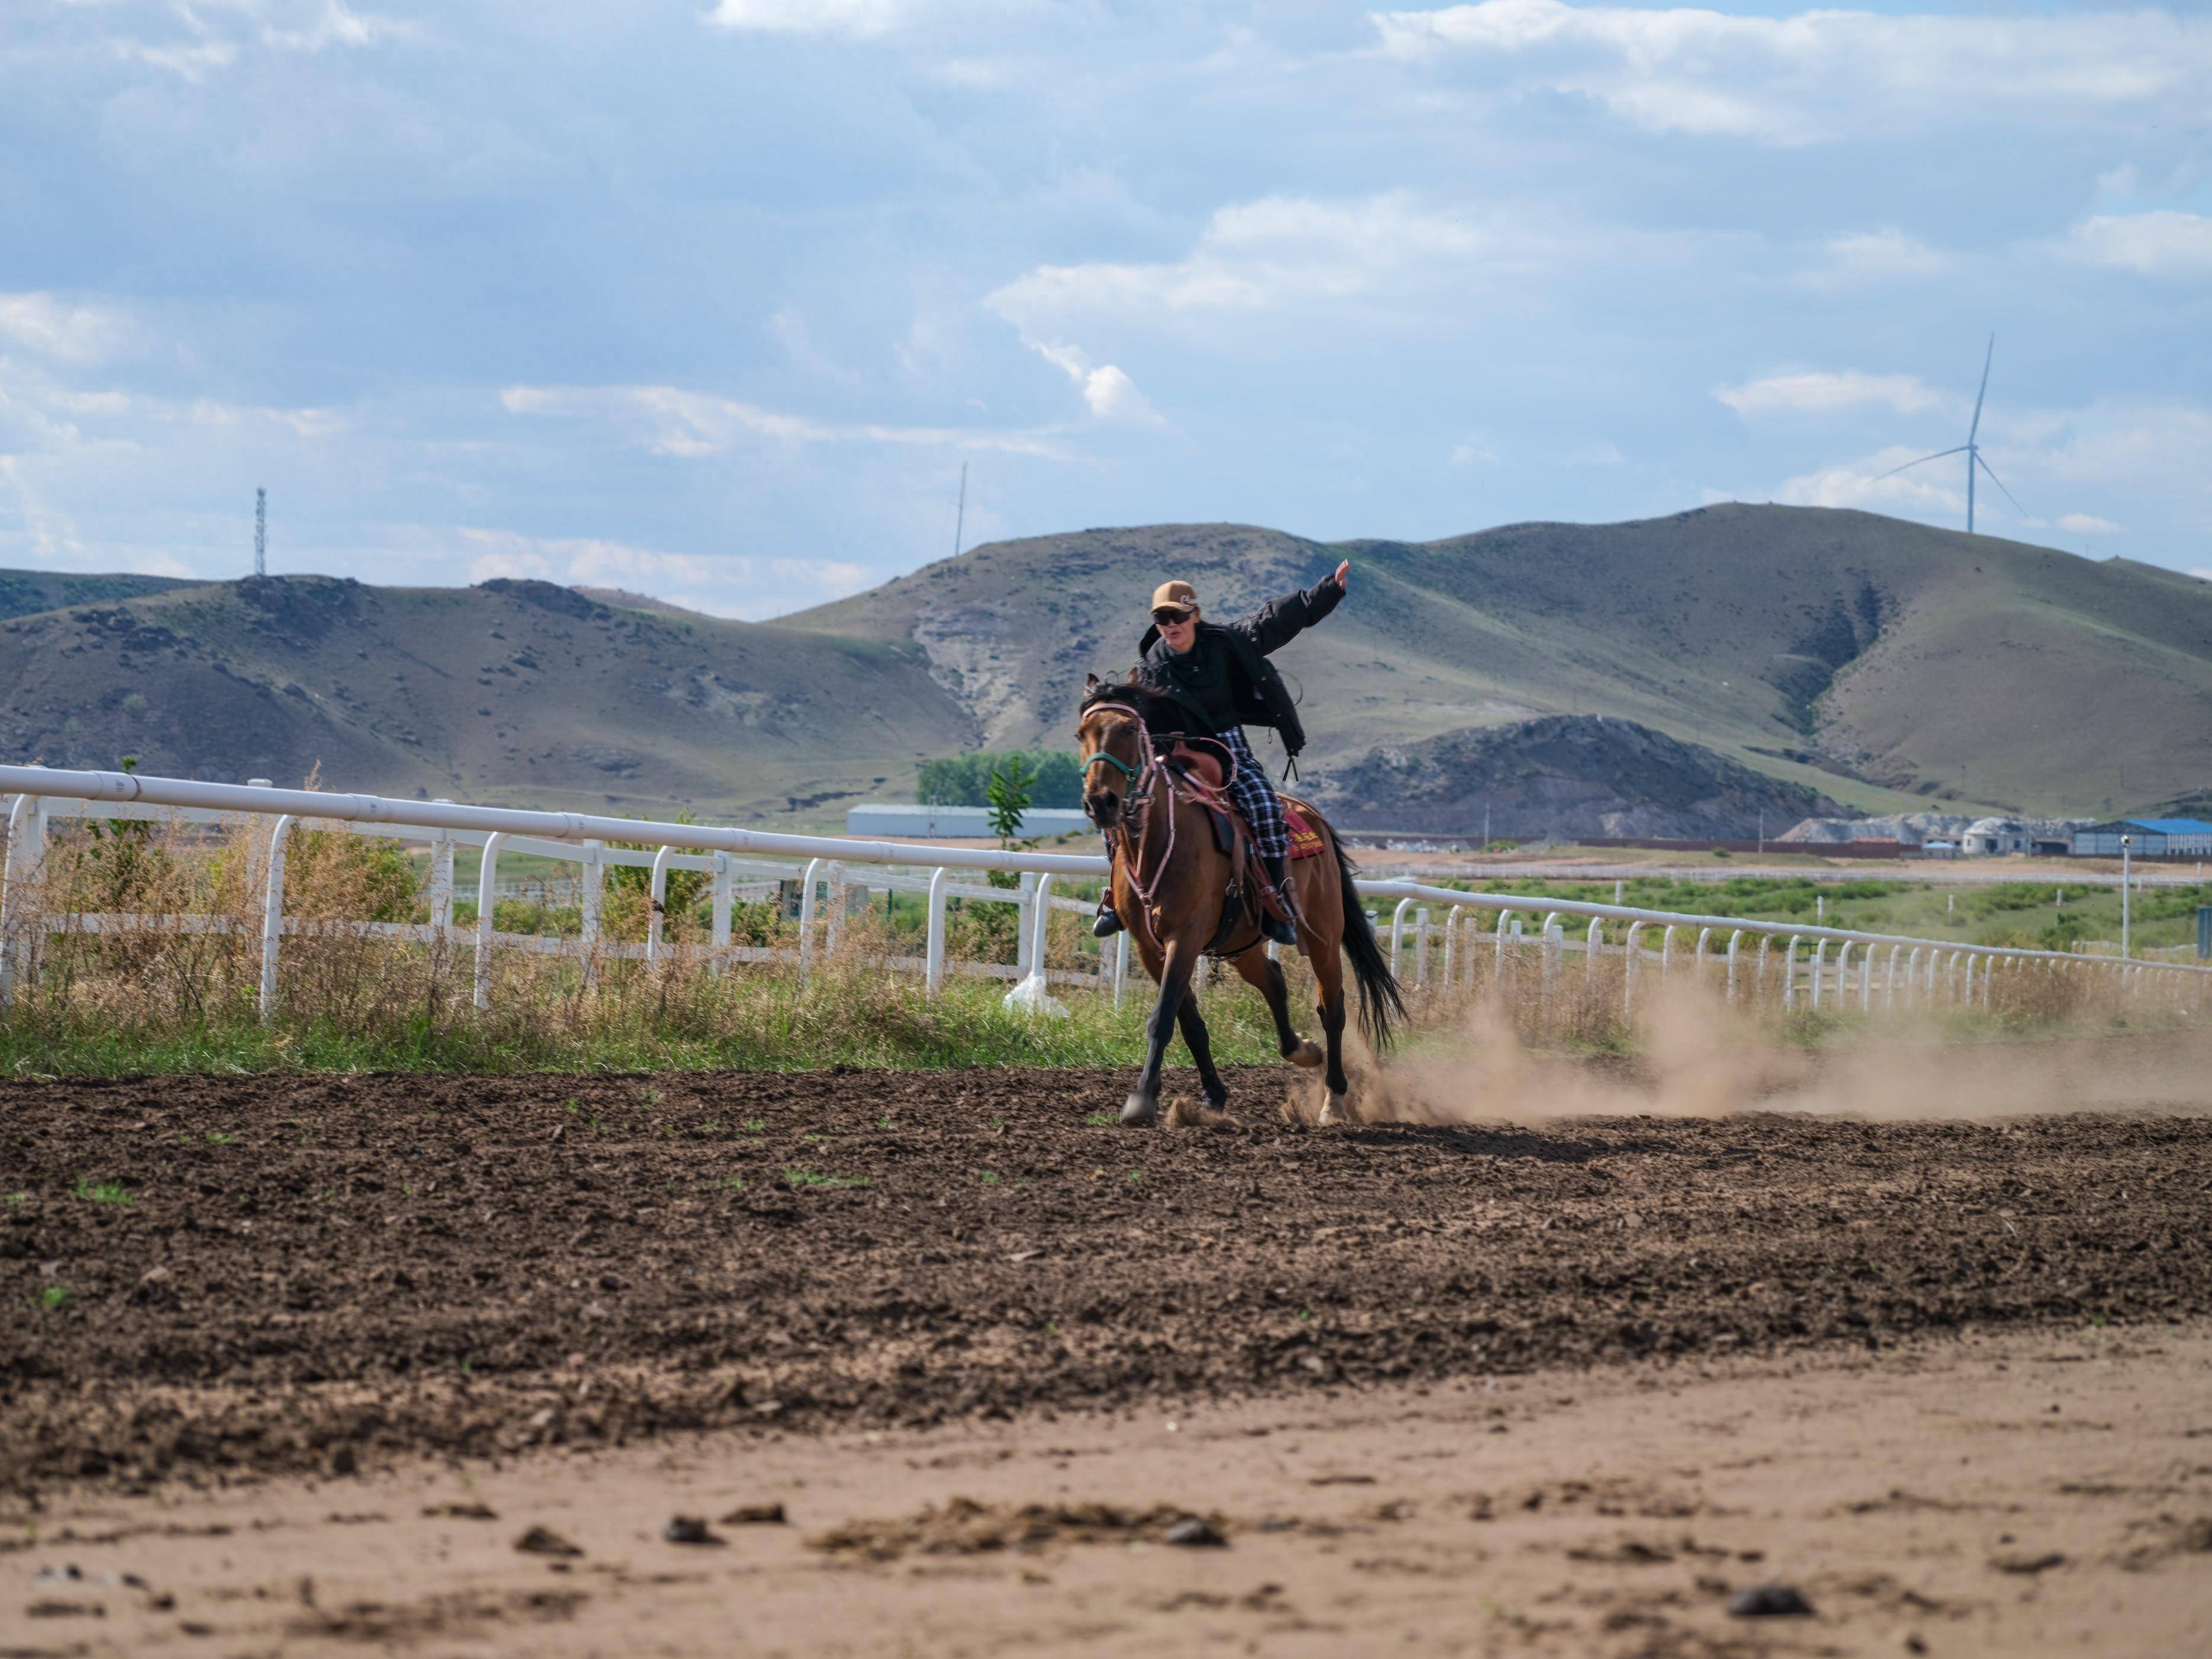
[2,764,2206,1024]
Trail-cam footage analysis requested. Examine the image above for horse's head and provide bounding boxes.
[1077,673,1153,831]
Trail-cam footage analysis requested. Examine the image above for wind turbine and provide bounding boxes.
[1872,335,2024,535]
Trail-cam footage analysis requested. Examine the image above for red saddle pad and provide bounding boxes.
[1283,803,1327,861]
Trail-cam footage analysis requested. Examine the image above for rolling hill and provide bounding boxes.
[786,505,2212,821]
[4,504,2208,828]
[0,574,971,821]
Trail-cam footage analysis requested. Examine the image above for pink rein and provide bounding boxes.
[1084,703,1239,917]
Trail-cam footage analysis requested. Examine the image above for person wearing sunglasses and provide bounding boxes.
[1093,558,1352,945]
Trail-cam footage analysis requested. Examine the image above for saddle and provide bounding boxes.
[1158,736,1299,944]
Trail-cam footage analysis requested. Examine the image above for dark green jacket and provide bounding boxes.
[1134,576,1344,758]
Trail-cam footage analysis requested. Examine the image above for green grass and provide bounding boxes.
[73,1176,133,1206]
[0,972,1292,1079]
[35,1285,72,1310]
[783,1168,868,1190]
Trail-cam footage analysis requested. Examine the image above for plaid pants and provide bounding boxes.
[1215,726,1289,858]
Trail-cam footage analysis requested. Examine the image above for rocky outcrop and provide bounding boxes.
[1304,715,1844,840]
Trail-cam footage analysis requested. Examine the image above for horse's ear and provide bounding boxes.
[1084,672,1100,693]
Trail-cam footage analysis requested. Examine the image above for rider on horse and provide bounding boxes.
[1092,559,1352,947]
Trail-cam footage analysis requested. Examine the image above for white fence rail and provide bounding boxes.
[1,764,2205,1025]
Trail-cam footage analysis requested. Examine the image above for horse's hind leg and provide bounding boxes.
[1312,948,1353,1122]
[1232,949,1322,1069]
[1174,990,1231,1108]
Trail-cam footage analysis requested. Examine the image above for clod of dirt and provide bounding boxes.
[2175,1518,2212,1553]
[1727,1584,1814,1616]
[719,1503,787,1525]
[808,1497,1225,1561]
[424,1502,499,1520]
[327,1445,358,1477]
[1989,1549,2066,1575]
[1165,1518,1225,1547]
[663,1516,722,1546]
[515,1525,583,1558]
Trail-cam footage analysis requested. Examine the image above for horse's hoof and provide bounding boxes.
[1120,1093,1159,1127]
[1318,1090,1351,1126]
[1287,1040,1324,1069]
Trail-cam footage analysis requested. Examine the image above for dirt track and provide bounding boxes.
[6,1066,2209,1496]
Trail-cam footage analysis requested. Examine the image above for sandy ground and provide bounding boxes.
[7,1324,2210,1657]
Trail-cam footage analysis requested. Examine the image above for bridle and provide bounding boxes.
[1080,701,1241,924]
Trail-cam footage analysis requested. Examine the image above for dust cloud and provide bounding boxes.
[1377,982,2212,1124]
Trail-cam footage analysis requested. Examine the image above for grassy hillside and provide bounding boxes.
[7,504,2207,826]
[0,574,974,822]
[0,570,195,623]
[786,506,2212,818]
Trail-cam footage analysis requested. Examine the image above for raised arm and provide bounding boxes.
[1240,561,1349,656]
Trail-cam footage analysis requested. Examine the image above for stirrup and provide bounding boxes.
[1261,908,1297,946]
[1092,905,1124,939]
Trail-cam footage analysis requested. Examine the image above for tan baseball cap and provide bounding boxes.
[1149,579,1199,617]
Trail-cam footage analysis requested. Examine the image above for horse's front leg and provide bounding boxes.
[1123,938,1192,1127]
[1174,987,1231,1108]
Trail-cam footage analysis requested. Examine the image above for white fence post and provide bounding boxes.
[1623,920,1646,1018]
[258,814,296,1022]
[825,860,847,956]
[1390,896,1415,978]
[1811,939,1828,1010]
[1442,906,1459,987]
[1029,873,1056,983]
[578,839,603,987]
[647,844,673,964]
[428,803,455,933]
[797,856,824,977]
[1414,905,1430,987]
[1585,916,1603,985]
[0,787,47,1006]
[711,851,732,976]
[1725,929,1742,1002]
[1015,870,1037,973]
[1494,908,1513,986]
[1783,935,1801,1010]
[473,831,505,1012]
[925,866,950,996]
[1113,926,1129,1008]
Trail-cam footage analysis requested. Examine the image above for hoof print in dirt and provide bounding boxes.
[1988,1549,2066,1575]
[664,1515,723,1546]
[719,1503,787,1525]
[1726,1584,1814,1617]
[1165,1517,1225,1548]
[515,1525,584,1558]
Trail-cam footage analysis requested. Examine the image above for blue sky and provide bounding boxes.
[3,1,2208,617]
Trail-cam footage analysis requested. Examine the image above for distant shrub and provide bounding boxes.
[917,750,1084,811]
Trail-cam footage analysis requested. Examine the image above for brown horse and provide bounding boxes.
[1076,676,1404,1127]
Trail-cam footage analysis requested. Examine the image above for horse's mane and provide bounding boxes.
[1080,679,1179,735]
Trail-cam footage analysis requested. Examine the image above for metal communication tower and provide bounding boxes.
[254,488,267,578]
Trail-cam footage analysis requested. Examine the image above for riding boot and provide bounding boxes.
[1260,853,1298,945]
[1092,902,1124,939]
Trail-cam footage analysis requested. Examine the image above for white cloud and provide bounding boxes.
[991,192,1529,330]
[1774,450,1965,517]
[500,384,1058,457]
[2059,512,2121,534]
[1716,370,1947,418]
[458,529,871,619]
[1029,343,1162,426]
[1371,1,2212,144]
[2061,211,2212,277]
[1803,227,1951,287]
[705,0,924,37]
[0,293,135,365]
[262,1,421,54]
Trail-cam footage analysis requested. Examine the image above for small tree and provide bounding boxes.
[983,755,1036,890]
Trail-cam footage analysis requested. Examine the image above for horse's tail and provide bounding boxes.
[1331,834,1406,1054]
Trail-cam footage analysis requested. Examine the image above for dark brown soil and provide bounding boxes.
[4,1067,2207,1495]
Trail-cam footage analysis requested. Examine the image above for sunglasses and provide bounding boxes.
[1151,608,1194,625]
